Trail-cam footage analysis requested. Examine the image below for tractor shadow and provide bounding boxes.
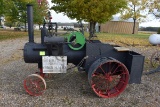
[45,70,96,98]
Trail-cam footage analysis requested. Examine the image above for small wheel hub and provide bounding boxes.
[105,74,113,82]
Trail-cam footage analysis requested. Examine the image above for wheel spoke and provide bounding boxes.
[107,80,110,90]
[99,66,106,74]
[26,79,35,89]
[114,87,119,92]
[112,75,120,83]
[119,80,126,84]
[91,80,101,88]
[111,65,121,75]
[92,73,105,79]
[106,85,111,96]
[29,78,34,84]
[37,83,44,92]
[89,60,129,98]
[107,62,117,74]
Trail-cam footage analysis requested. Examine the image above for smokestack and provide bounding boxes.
[27,4,34,42]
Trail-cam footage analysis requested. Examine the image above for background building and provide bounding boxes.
[100,21,139,34]
[95,16,139,34]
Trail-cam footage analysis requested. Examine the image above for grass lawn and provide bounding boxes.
[96,32,151,46]
[0,29,41,41]
[0,29,152,46]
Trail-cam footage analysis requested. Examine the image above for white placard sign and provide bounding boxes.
[42,56,67,73]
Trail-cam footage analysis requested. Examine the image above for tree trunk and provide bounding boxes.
[25,22,27,32]
[132,4,136,34]
[132,18,136,34]
[80,21,84,35]
[25,17,27,32]
[89,22,96,39]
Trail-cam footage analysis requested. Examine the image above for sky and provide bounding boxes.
[48,1,160,27]
[139,21,160,27]
[48,1,77,23]
[50,11,77,23]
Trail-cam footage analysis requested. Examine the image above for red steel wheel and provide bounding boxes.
[24,74,46,96]
[150,51,160,68]
[88,58,129,98]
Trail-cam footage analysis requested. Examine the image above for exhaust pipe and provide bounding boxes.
[27,4,34,43]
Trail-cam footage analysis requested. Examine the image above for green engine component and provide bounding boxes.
[67,31,86,50]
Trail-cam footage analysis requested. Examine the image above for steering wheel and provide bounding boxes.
[67,31,86,50]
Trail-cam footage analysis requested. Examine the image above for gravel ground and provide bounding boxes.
[0,37,160,107]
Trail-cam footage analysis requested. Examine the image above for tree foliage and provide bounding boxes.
[4,0,49,29]
[33,0,49,28]
[120,0,148,34]
[0,0,5,16]
[148,0,160,17]
[51,0,127,37]
[121,0,148,21]
[5,1,19,26]
[52,0,127,23]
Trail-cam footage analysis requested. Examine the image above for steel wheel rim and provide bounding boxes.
[90,60,129,98]
[24,74,46,96]
[150,51,160,68]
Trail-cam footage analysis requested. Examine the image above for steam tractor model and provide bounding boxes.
[23,4,145,98]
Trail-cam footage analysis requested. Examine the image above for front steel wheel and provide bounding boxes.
[24,74,46,96]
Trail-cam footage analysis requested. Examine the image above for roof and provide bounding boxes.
[57,23,74,26]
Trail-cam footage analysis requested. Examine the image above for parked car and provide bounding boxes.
[0,26,6,29]
[64,27,74,31]
[20,26,28,29]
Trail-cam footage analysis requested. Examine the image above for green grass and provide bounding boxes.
[0,29,152,46]
[95,32,151,46]
[100,33,150,38]
[0,29,41,41]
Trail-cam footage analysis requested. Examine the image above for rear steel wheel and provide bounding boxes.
[24,74,46,96]
[150,51,160,68]
[88,58,129,98]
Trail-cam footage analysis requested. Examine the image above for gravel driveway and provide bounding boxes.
[0,37,160,107]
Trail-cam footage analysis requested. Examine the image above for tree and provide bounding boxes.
[0,0,7,26]
[4,1,19,27]
[23,0,49,29]
[148,0,160,17]
[17,1,28,31]
[120,0,148,34]
[33,0,49,29]
[0,0,5,16]
[5,0,49,31]
[147,0,160,33]
[51,0,127,38]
